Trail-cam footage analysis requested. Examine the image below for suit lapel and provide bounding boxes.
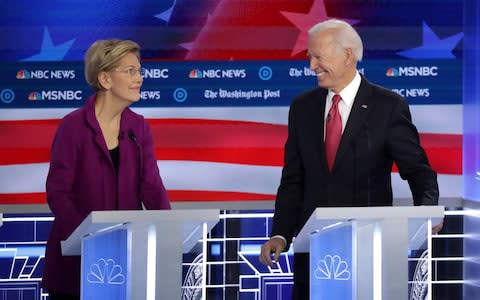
[84,95,111,162]
[306,89,328,167]
[333,77,373,168]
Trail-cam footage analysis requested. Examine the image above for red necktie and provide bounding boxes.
[325,94,342,172]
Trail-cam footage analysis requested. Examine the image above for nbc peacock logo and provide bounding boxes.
[87,258,125,285]
[314,254,351,281]
[28,91,42,101]
[16,70,31,79]
[189,69,203,79]
[386,68,399,77]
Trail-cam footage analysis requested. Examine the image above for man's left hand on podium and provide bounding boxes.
[432,219,444,234]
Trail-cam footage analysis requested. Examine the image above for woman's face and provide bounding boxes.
[108,53,143,104]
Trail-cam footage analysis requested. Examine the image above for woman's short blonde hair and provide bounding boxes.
[84,39,141,91]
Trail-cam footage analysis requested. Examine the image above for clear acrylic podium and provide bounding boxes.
[293,206,444,300]
[62,209,219,300]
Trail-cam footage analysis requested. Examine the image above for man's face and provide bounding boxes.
[307,29,352,93]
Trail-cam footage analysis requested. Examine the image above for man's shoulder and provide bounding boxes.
[362,77,404,105]
[292,87,326,107]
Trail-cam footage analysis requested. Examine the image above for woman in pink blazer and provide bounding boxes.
[42,39,171,299]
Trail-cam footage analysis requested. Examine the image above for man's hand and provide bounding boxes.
[432,219,444,234]
[259,237,286,267]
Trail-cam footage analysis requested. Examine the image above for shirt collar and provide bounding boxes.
[327,71,361,107]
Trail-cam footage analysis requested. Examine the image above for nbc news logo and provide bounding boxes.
[17,69,76,79]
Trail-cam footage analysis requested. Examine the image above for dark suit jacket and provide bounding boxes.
[271,76,439,247]
[42,95,170,295]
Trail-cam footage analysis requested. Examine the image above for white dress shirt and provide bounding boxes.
[324,71,362,137]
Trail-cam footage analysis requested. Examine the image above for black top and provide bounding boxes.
[109,146,119,174]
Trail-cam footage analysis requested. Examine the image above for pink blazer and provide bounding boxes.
[42,95,170,295]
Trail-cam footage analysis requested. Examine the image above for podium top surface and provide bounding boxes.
[294,206,444,252]
[83,209,218,224]
[62,209,219,255]
[307,206,444,220]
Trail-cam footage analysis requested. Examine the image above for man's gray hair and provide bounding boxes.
[308,19,363,62]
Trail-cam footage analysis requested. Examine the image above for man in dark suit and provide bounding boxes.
[259,19,440,299]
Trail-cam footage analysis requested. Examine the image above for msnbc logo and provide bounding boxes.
[28,92,42,101]
[28,90,82,100]
[386,66,438,77]
[189,69,203,79]
[386,68,400,77]
[17,70,31,79]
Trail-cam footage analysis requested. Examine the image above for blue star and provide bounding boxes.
[155,0,177,24]
[397,21,463,59]
[22,27,75,61]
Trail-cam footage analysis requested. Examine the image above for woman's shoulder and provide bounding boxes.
[122,107,146,125]
[61,94,95,122]
[59,106,87,129]
[51,107,88,145]
[121,107,149,138]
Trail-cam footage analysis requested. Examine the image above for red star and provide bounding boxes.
[280,0,331,56]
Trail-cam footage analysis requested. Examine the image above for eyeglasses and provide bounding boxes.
[111,67,145,77]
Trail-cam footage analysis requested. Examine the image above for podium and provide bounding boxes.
[293,206,444,300]
[62,209,219,300]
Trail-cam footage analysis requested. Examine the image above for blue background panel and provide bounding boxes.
[82,229,128,300]
[0,211,467,300]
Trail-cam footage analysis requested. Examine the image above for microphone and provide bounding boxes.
[128,131,137,143]
[129,130,143,183]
